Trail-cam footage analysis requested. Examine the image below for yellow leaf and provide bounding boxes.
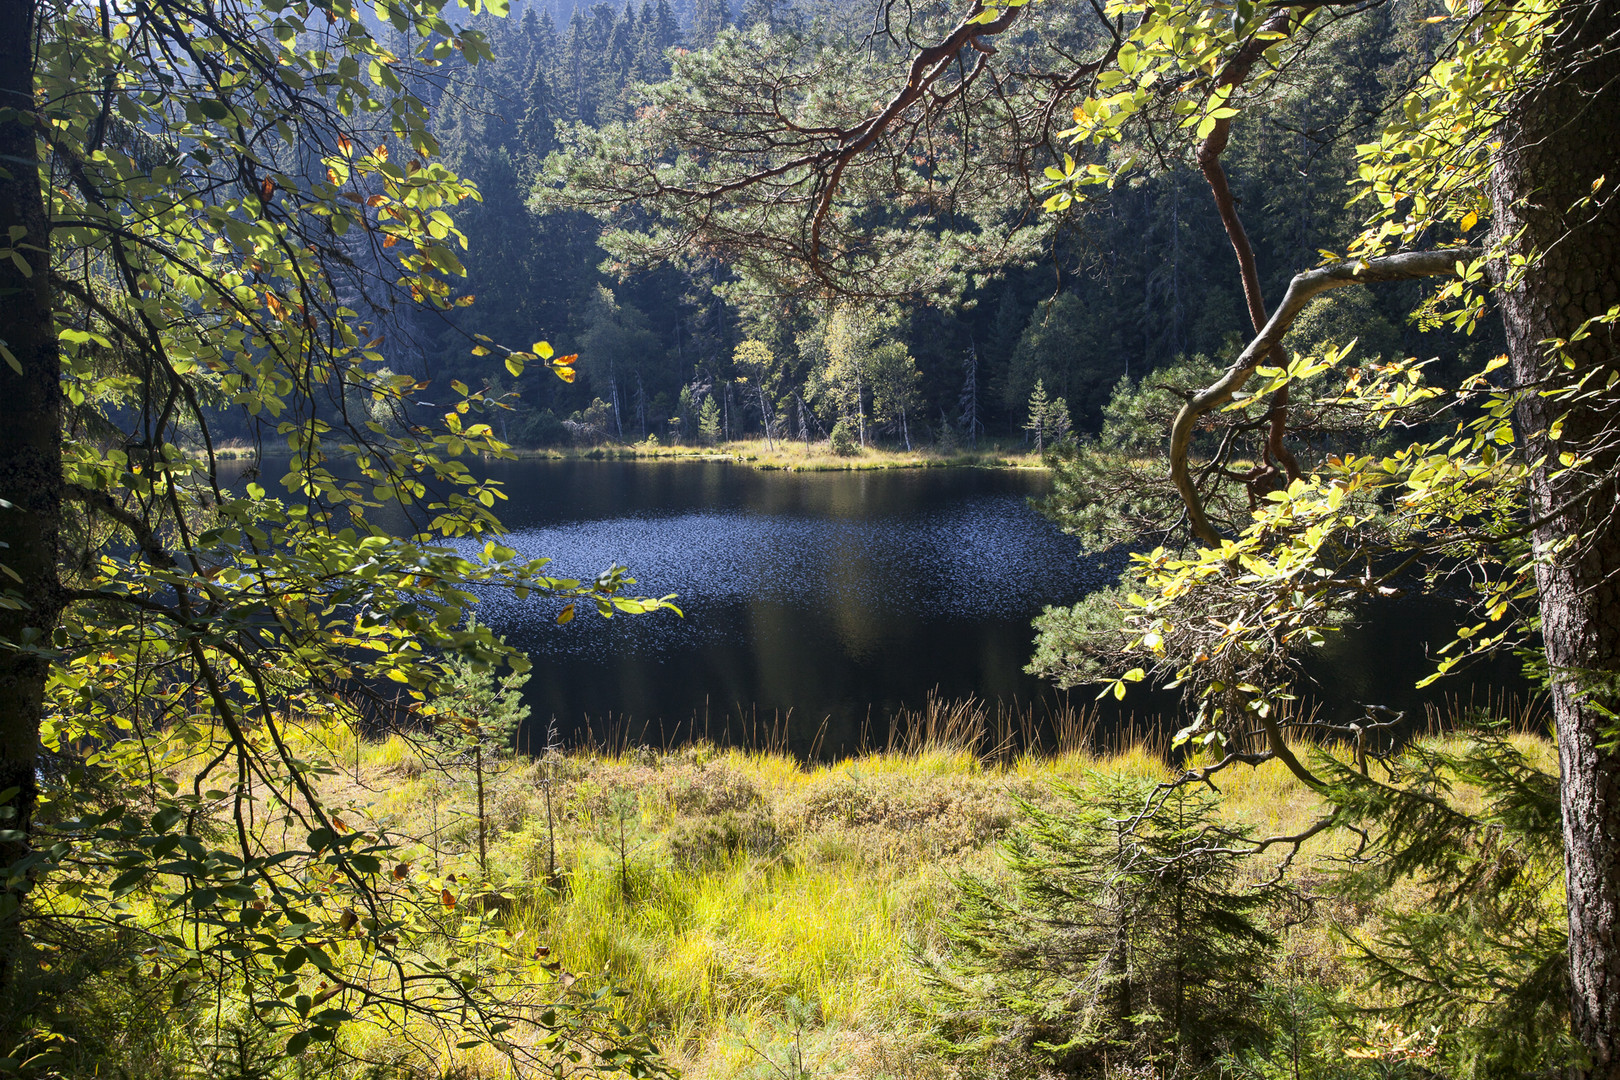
[557,603,575,624]
[532,341,554,359]
[1459,209,1478,232]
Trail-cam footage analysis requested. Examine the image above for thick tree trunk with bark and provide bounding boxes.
[0,0,62,989]
[1490,1,1620,1072]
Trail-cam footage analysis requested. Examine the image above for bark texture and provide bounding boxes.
[1489,1,1620,1072]
[0,0,61,989]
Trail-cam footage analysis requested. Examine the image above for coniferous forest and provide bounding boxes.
[319,0,1495,452]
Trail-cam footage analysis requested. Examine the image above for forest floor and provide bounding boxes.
[308,699,1557,1080]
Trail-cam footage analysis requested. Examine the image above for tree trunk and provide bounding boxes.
[1490,2,1620,1072]
[758,383,773,449]
[0,0,63,991]
[475,743,488,873]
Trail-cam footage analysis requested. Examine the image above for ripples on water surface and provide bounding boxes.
[349,458,1527,753]
[470,503,1120,654]
[439,461,1120,751]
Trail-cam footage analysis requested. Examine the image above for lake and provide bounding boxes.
[415,458,1532,755]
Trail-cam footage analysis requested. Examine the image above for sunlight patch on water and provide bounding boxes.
[460,496,1119,660]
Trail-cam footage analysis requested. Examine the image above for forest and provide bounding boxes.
[178,0,1499,453]
[1,0,1617,1075]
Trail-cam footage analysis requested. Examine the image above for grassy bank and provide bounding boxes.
[506,437,1045,472]
[307,705,1556,1080]
[17,693,1559,1080]
[184,438,1045,471]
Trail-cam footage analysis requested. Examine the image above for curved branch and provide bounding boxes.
[1169,246,1481,545]
[1194,8,1303,488]
[806,2,1027,279]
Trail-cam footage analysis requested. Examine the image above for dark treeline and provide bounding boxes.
[243,0,1495,451]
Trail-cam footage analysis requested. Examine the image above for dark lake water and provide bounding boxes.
[448,460,1119,753]
[402,459,1532,755]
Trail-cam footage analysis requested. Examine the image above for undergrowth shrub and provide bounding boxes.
[791,771,1015,861]
[671,767,764,816]
[829,420,860,456]
[923,773,1283,1077]
[669,808,783,869]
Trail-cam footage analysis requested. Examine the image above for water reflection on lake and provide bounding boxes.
[454,460,1124,753]
[227,456,1529,754]
[419,458,1530,755]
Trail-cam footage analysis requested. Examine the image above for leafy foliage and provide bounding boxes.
[0,0,674,1070]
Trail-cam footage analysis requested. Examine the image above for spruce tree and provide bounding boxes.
[1025,379,1052,452]
[927,774,1280,1076]
[1323,734,1574,1077]
[690,0,726,46]
[958,342,982,448]
[697,393,721,444]
[634,0,679,80]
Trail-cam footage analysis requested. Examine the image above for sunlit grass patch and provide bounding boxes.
[516,437,1047,473]
[225,704,1559,1079]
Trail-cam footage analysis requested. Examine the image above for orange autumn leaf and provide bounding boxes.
[441,889,456,909]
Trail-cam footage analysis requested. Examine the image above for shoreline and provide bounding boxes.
[204,439,1051,472]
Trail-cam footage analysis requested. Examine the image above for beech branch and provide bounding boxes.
[1193,8,1303,492]
[1169,247,1482,546]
